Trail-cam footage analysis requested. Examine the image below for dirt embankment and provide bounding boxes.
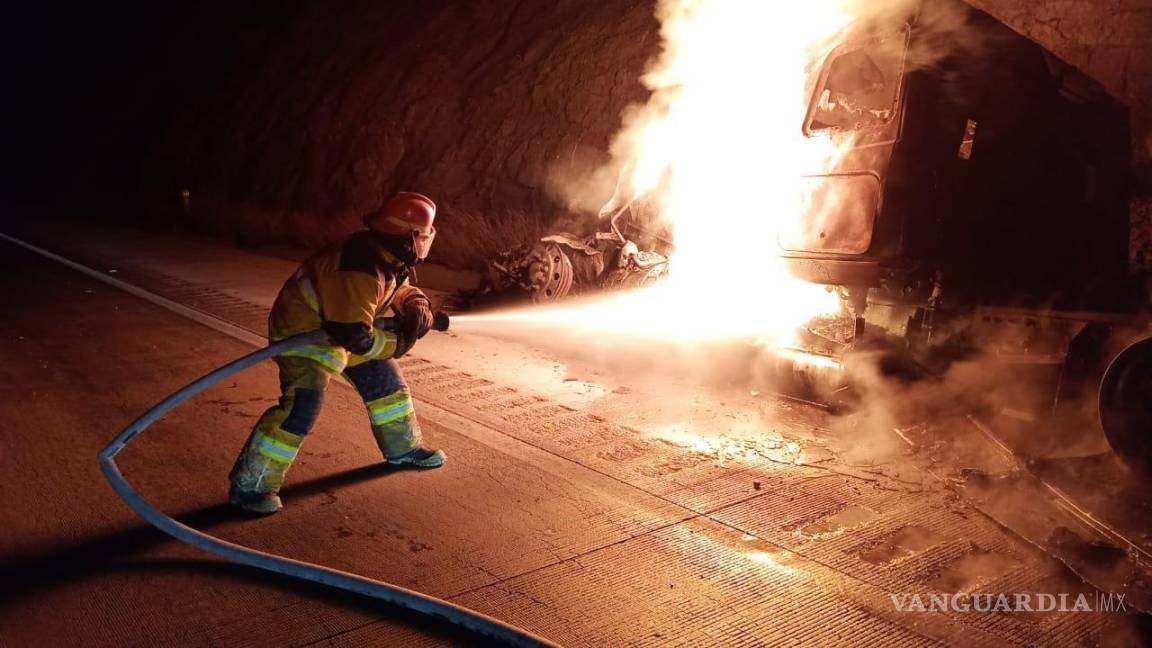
[140,0,658,268]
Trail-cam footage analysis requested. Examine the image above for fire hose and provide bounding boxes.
[99,313,560,648]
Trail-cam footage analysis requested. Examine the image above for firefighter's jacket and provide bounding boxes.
[269,231,426,373]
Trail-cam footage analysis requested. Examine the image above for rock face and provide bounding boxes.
[142,0,657,268]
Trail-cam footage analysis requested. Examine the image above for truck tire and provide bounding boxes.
[1100,336,1152,475]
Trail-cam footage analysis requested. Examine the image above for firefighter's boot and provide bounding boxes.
[228,485,282,515]
[388,446,447,468]
[229,357,329,514]
[344,359,445,469]
[228,425,306,514]
[365,388,446,468]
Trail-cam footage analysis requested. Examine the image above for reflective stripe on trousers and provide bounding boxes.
[230,356,421,496]
[253,433,301,463]
[229,356,328,494]
[343,359,422,458]
[367,390,416,426]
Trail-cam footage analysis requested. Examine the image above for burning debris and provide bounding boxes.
[478,204,670,304]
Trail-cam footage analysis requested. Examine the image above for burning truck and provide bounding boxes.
[775,0,1152,471]
[481,0,1150,471]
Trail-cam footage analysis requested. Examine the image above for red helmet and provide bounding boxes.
[364,192,437,260]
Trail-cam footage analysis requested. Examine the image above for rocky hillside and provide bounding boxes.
[139,0,657,267]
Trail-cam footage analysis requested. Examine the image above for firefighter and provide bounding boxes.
[229,192,445,514]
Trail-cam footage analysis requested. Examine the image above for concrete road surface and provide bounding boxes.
[0,229,1146,647]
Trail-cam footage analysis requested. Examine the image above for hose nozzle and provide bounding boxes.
[375,311,451,332]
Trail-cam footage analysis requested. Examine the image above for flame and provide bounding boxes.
[610,0,863,342]
[482,0,872,344]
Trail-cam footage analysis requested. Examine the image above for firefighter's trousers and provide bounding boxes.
[229,355,422,496]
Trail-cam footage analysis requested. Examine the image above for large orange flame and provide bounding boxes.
[471,0,868,344]
[612,0,858,342]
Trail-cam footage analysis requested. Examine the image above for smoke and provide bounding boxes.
[544,144,631,221]
[839,349,1018,460]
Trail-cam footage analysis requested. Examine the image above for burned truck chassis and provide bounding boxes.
[781,0,1152,472]
[478,195,671,304]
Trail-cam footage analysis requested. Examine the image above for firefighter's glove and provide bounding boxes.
[401,297,435,341]
[391,328,417,359]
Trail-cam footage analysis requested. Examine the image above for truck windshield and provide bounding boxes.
[807,30,908,134]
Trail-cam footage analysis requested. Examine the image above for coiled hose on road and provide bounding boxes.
[99,316,560,648]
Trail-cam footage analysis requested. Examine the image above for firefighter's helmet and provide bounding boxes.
[364,192,437,261]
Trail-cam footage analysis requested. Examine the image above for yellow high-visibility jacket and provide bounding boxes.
[269,231,426,373]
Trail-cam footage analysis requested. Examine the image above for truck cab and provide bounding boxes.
[780,0,1152,471]
[783,0,1131,323]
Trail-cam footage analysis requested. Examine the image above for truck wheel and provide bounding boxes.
[1100,336,1152,474]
